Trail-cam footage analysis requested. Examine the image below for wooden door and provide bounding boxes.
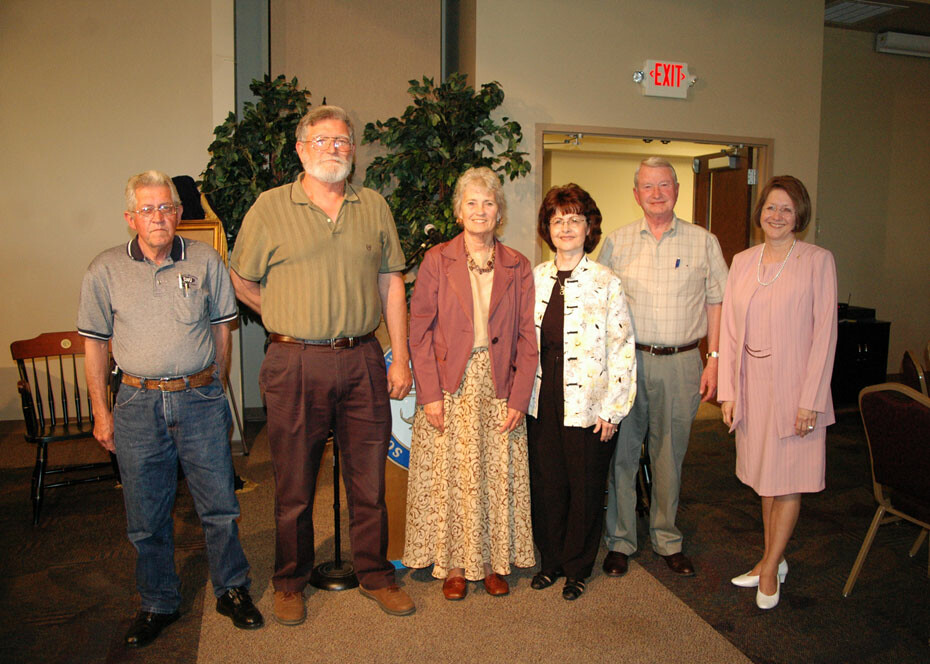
[692,146,754,267]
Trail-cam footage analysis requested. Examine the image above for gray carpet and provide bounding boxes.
[196,427,750,664]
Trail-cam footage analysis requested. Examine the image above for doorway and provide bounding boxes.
[538,126,773,265]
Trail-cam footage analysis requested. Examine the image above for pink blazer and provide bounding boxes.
[408,233,538,413]
[718,241,838,437]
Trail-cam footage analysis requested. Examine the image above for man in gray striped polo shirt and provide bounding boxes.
[79,170,263,648]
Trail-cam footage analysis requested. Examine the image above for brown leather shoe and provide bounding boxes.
[602,551,629,577]
[359,585,415,616]
[273,590,306,626]
[442,575,467,600]
[661,552,696,576]
[483,573,509,596]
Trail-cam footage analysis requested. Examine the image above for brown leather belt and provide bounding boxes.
[635,341,700,356]
[122,364,215,391]
[268,332,375,350]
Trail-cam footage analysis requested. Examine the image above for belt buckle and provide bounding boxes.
[331,337,352,349]
[648,344,660,356]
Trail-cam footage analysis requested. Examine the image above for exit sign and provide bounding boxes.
[640,60,695,99]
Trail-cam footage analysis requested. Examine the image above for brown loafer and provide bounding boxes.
[483,573,509,596]
[602,551,629,577]
[442,575,467,601]
[359,584,416,616]
[661,552,696,576]
[273,590,306,626]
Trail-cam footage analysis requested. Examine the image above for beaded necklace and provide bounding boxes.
[465,243,495,274]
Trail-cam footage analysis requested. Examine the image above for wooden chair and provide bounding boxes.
[901,350,928,396]
[10,331,119,525]
[843,383,930,596]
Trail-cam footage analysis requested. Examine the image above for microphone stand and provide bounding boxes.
[310,435,359,591]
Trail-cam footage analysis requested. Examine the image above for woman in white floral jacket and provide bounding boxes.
[527,184,637,600]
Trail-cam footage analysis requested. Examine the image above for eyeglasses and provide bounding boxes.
[132,203,180,219]
[549,215,586,229]
[303,136,353,152]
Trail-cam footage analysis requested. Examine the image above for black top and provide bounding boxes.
[541,270,572,351]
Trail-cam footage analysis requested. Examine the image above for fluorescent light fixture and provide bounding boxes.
[825,1,905,25]
[875,31,930,58]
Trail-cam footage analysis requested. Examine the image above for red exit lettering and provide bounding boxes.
[650,63,685,87]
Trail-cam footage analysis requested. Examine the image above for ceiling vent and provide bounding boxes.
[825,1,905,25]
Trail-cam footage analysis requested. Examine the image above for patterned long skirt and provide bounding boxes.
[402,348,535,580]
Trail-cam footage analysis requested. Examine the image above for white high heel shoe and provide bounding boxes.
[756,576,781,609]
[731,559,788,588]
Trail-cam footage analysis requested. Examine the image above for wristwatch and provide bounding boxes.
[705,351,719,359]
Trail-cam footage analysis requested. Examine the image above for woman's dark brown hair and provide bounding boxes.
[537,183,602,254]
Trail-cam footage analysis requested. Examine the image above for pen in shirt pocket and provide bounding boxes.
[675,258,680,268]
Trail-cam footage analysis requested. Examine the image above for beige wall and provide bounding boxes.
[473,0,825,262]
[0,0,227,419]
[269,0,441,180]
[818,27,930,372]
[546,152,697,237]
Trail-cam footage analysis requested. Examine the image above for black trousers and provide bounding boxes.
[527,345,615,580]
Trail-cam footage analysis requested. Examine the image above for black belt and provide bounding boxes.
[268,332,375,350]
[635,341,700,356]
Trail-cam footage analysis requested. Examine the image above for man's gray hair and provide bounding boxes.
[296,105,355,143]
[634,156,678,187]
[125,170,181,211]
[452,166,507,228]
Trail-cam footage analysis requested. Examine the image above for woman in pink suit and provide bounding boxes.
[403,167,538,600]
[718,175,837,610]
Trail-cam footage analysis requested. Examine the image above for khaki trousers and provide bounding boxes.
[604,347,702,556]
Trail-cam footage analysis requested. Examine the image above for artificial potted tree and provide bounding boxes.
[200,74,312,323]
[363,73,531,282]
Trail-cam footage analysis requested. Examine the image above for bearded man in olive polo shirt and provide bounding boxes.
[230,106,414,623]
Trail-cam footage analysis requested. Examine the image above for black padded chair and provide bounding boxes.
[10,331,119,525]
[843,383,930,596]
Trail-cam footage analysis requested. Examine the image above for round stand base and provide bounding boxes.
[310,561,359,591]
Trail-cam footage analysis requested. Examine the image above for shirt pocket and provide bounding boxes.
[173,287,206,324]
[665,265,704,301]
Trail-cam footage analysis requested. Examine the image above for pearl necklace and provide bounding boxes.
[756,238,796,286]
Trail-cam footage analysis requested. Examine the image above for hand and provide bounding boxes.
[721,401,735,428]
[699,358,718,402]
[423,400,444,432]
[386,360,413,400]
[795,408,818,437]
[93,410,116,453]
[593,417,617,442]
[498,407,525,434]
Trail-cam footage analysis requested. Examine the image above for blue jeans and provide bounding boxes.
[113,374,250,614]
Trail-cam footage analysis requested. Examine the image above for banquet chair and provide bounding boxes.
[843,383,930,596]
[10,331,119,525]
[901,350,928,396]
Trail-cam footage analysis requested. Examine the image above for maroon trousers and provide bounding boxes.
[260,337,395,591]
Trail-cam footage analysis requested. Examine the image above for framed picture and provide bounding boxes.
[176,218,228,263]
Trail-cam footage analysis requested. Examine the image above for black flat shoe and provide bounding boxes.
[562,578,586,601]
[216,587,264,629]
[124,610,180,648]
[531,570,563,590]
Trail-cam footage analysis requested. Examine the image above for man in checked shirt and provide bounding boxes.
[598,157,728,579]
